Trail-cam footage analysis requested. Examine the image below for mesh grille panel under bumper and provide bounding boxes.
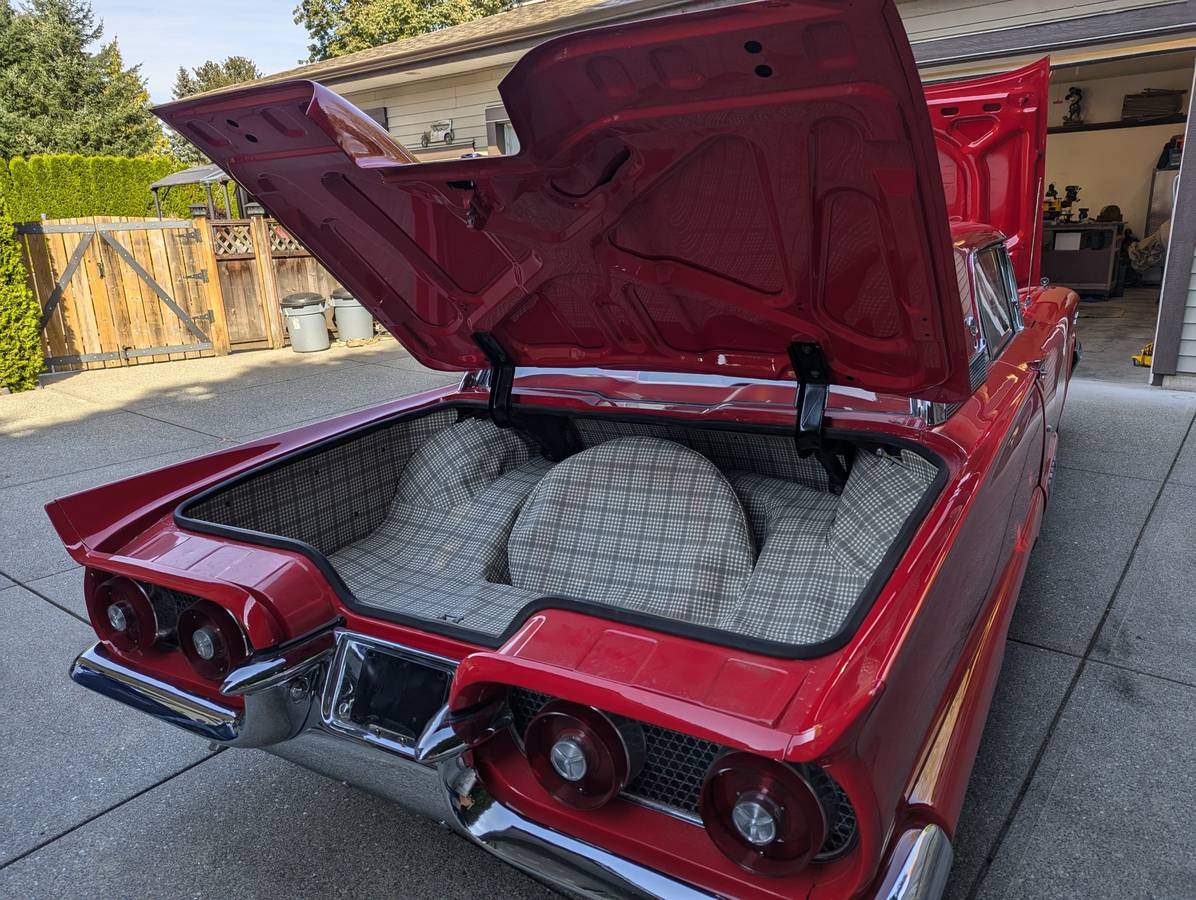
[508,687,856,859]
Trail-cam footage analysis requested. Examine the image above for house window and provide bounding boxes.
[485,105,520,155]
[362,107,389,130]
[495,121,521,155]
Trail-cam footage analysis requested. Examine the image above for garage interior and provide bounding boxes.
[1037,50,1192,379]
[922,43,1193,382]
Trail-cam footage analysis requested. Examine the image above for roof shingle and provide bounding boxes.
[252,0,691,89]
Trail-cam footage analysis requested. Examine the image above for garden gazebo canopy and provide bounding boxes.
[150,163,236,219]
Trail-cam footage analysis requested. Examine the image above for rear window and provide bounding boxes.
[972,247,1014,355]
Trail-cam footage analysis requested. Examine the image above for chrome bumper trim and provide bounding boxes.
[219,633,333,696]
[71,638,948,900]
[875,824,953,900]
[440,757,715,899]
[71,644,241,743]
[71,636,333,748]
[72,638,715,898]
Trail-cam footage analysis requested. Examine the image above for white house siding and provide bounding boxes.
[1178,249,1196,375]
[335,0,1181,151]
[897,0,1170,42]
[346,66,510,154]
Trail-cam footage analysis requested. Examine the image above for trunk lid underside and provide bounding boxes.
[925,59,1050,288]
[156,0,975,403]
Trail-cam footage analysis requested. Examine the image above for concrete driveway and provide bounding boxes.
[2,316,1194,899]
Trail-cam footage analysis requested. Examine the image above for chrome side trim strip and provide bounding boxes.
[71,644,241,742]
[623,792,703,826]
[876,824,953,900]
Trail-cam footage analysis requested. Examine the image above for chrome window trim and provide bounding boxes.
[969,240,1021,361]
[910,398,960,427]
[997,242,1026,332]
[956,247,989,378]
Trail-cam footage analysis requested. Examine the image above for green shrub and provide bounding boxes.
[0,192,41,392]
[0,154,237,222]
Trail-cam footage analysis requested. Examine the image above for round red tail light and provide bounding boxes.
[700,751,828,877]
[523,701,644,810]
[89,576,159,653]
[177,600,248,680]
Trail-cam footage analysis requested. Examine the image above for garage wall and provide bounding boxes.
[1043,69,1190,236]
[1048,68,1192,127]
[1046,123,1180,236]
[1179,253,1196,375]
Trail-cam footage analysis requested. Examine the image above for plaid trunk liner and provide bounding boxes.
[181,409,937,646]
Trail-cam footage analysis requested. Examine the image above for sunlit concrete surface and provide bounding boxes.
[1,309,1193,898]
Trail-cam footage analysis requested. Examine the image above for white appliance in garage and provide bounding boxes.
[1142,166,1179,285]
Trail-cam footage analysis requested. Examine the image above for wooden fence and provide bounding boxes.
[17,213,340,371]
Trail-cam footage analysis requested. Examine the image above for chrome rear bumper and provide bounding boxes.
[72,645,241,742]
[71,640,951,899]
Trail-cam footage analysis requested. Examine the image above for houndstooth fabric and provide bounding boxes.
[332,454,552,614]
[725,450,935,644]
[831,450,938,572]
[724,520,869,644]
[191,404,938,647]
[340,573,542,633]
[394,418,533,508]
[186,408,455,555]
[572,419,831,490]
[728,471,839,547]
[508,437,756,626]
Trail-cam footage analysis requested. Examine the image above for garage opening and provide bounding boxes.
[926,48,1196,387]
[1041,51,1192,383]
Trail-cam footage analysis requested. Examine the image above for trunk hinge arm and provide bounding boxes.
[789,342,848,492]
[473,332,515,428]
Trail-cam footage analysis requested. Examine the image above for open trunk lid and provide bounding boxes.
[156,0,973,402]
[924,59,1051,287]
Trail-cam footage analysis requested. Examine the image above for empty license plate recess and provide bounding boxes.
[327,635,455,746]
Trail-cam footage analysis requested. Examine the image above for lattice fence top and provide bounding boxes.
[212,223,253,257]
[269,224,305,254]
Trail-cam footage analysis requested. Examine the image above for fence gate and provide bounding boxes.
[18,216,230,371]
[210,217,336,350]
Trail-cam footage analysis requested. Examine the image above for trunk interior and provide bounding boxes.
[178,407,942,654]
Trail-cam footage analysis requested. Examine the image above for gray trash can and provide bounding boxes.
[329,288,374,341]
[281,292,330,353]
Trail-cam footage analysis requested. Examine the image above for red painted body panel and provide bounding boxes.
[925,60,1051,286]
[46,276,1078,896]
[50,4,1083,894]
[155,0,975,403]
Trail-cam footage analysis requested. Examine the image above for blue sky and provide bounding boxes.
[92,0,310,102]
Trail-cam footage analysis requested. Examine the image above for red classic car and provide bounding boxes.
[48,2,1077,897]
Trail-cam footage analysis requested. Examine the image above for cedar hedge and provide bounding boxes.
[1,154,235,221]
[0,190,41,392]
